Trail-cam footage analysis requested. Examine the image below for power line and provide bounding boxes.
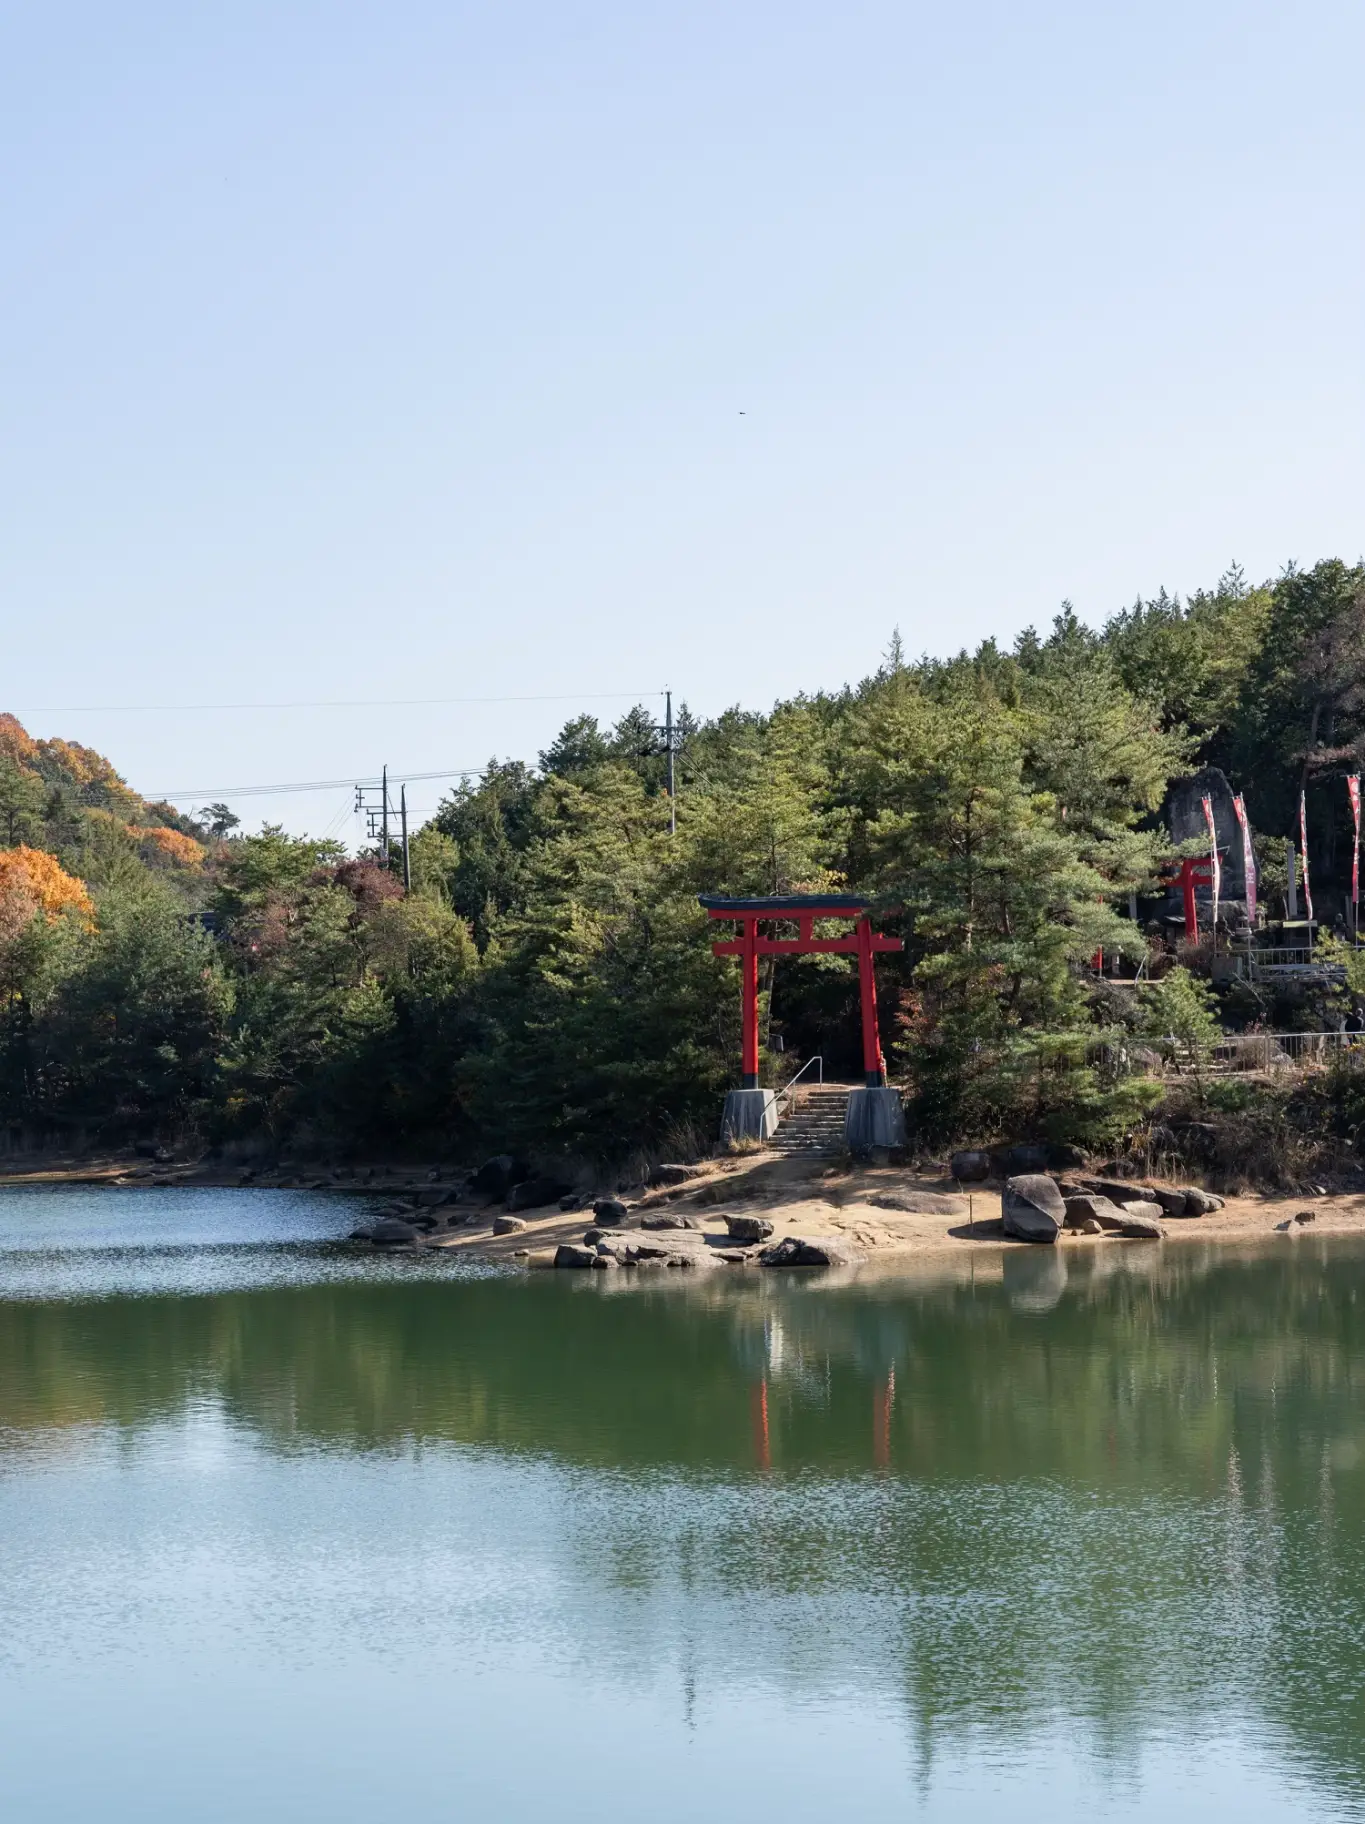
[148,766,485,800]
[13,690,666,714]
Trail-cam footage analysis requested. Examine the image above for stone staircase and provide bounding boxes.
[766,1084,850,1155]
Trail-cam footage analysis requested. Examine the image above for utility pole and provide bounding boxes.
[652,690,679,835]
[400,784,411,891]
[355,769,401,872]
[665,690,675,835]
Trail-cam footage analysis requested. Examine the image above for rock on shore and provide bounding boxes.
[1001,1174,1065,1244]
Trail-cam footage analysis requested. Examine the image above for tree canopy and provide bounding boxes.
[1,557,1362,1162]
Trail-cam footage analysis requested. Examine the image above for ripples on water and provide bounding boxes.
[0,1187,1362,1821]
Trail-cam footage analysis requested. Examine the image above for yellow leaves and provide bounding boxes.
[0,846,95,928]
[129,826,205,868]
[35,736,120,792]
[0,713,40,767]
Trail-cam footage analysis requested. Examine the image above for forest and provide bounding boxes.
[2,555,1364,1171]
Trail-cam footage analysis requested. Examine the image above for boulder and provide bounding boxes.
[1063,1193,1125,1231]
[347,1227,373,1242]
[417,1187,452,1207]
[1002,1144,1050,1176]
[508,1176,569,1213]
[648,1163,697,1187]
[724,1214,774,1243]
[759,1235,862,1269]
[1141,1186,1190,1219]
[629,1237,719,1269]
[1081,1178,1150,1206]
[1115,1206,1165,1239]
[1119,1199,1165,1225]
[590,1253,615,1269]
[868,1191,961,1214]
[470,1155,518,1200]
[950,1149,992,1183]
[558,1193,583,1212]
[1001,1174,1065,1244]
[370,1216,419,1246]
[594,1198,630,1224]
[492,1215,527,1235]
[640,1212,701,1231]
[1178,1186,1224,1215]
[553,1243,597,1268]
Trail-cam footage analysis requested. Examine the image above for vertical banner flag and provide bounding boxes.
[1299,790,1314,926]
[1349,775,1361,920]
[1233,793,1256,927]
[1201,794,1221,932]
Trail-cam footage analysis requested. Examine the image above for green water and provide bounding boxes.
[1,1189,1363,1819]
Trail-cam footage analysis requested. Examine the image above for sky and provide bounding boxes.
[2,0,1362,841]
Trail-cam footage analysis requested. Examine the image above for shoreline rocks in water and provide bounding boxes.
[758,1235,861,1269]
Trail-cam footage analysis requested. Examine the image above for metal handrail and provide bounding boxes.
[1087,1029,1365,1077]
[774,1055,824,1114]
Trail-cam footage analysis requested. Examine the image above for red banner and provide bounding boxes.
[1233,793,1256,927]
[1201,794,1221,932]
[1300,790,1314,926]
[1350,775,1361,913]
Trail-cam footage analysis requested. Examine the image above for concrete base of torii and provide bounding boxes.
[845,1086,906,1153]
[720,1088,779,1144]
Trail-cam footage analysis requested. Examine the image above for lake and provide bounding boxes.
[0,1187,1362,1821]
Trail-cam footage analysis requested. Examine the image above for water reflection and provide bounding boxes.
[2,1195,1365,1818]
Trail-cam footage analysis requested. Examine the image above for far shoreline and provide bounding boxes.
[1,1148,1362,1276]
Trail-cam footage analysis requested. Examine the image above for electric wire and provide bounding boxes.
[152,766,485,800]
[15,690,665,714]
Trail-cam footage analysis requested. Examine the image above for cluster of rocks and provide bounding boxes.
[950,1143,1078,1182]
[1001,1172,1225,1246]
[350,1157,711,1251]
[545,1206,857,1272]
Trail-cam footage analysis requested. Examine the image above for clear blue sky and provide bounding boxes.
[2,1,1361,838]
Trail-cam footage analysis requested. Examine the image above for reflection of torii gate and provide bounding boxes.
[699,893,906,1147]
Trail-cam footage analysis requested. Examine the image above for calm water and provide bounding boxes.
[1,1189,1364,1820]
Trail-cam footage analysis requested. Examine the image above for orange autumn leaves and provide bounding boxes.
[128,825,205,867]
[0,846,95,934]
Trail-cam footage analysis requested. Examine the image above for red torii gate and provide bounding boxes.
[699,894,903,1088]
[1163,857,1217,941]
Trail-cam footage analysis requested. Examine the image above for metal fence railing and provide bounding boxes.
[1087,1030,1365,1079]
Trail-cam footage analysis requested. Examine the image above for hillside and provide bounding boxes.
[1,554,1363,1175]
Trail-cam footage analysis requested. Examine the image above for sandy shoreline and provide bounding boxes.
[430,1168,1365,1268]
[2,1149,1363,1270]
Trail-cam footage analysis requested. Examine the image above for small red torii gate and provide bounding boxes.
[699,894,903,1088]
[1163,856,1217,941]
